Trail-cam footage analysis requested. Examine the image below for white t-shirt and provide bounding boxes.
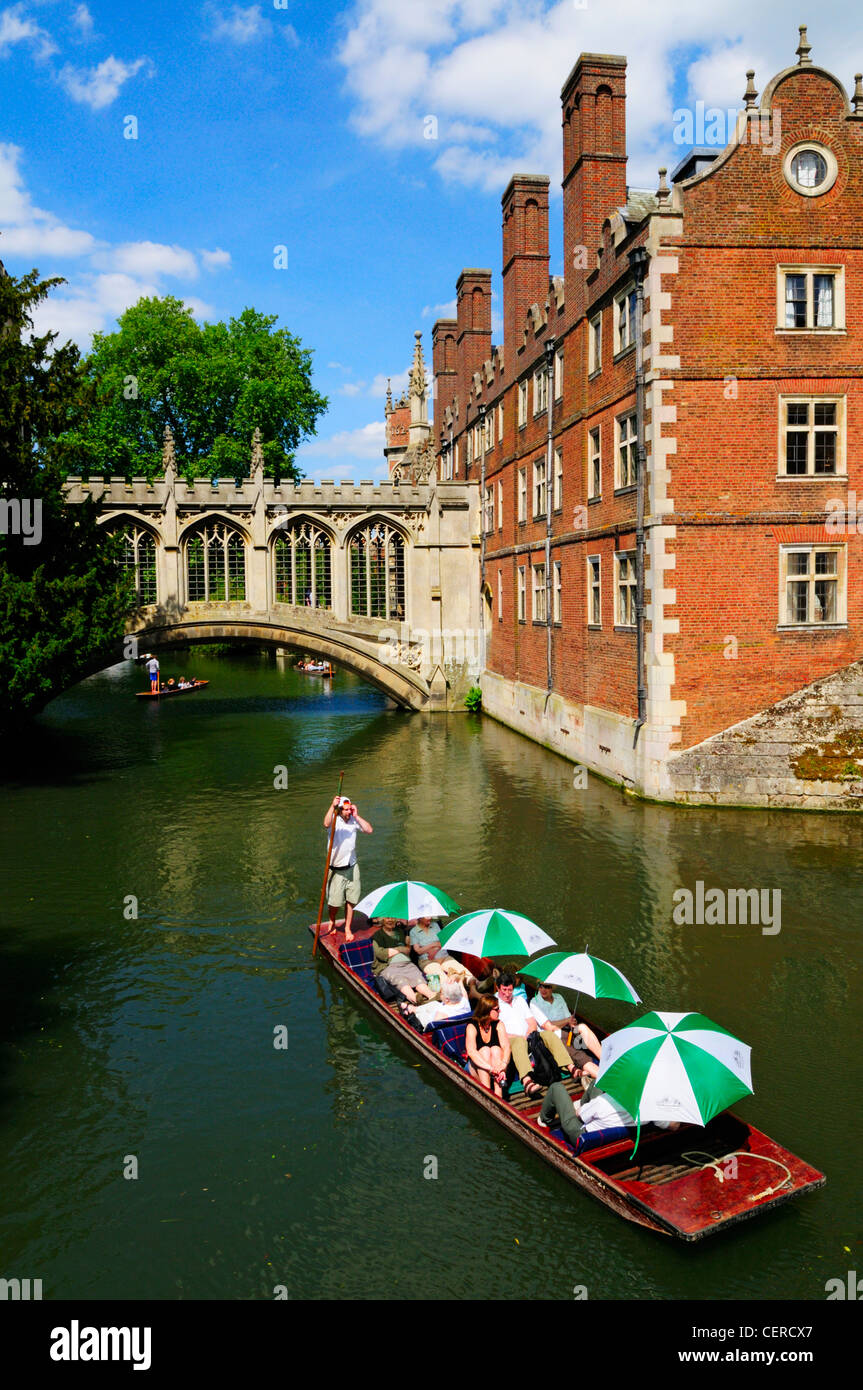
[579,1092,634,1133]
[146,657,159,675]
[496,993,534,1038]
[530,992,570,1030]
[329,816,358,869]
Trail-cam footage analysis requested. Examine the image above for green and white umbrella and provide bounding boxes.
[521,952,641,1005]
[596,1011,753,1130]
[354,880,460,921]
[438,909,555,958]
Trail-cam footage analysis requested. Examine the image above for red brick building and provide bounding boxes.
[429,29,863,807]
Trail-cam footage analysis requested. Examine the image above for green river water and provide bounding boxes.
[0,651,860,1300]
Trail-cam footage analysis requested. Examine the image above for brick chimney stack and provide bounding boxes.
[501,174,550,377]
[455,269,492,412]
[561,54,628,318]
[432,317,458,429]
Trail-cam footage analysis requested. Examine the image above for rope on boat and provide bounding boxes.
[681,1150,793,1202]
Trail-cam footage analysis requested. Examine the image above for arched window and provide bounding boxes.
[185,521,246,602]
[349,521,405,619]
[273,522,332,608]
[111,524,157,605]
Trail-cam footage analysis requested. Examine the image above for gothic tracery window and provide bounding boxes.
[349,521,406,619]
[110,524,158,605]
[185,521,246,602]
[273,522,332,608]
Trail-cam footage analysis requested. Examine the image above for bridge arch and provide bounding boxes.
[134,616,430,709]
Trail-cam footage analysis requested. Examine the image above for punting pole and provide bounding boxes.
[312,770,345,957]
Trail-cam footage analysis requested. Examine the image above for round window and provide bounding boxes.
[784,143,838,197]
[791,149,827,188]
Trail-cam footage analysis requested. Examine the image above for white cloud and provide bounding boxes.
[28,274,213,349]
[106,241,200,280]
[59,55,151,110]
[0,142,214,349]
[205,4,269,44]
[297,420,386,460]
[0,141,100,257]
[337,1,863,191]
[339,381,368,396]
[369,367,410,398]
[70,4,95,40]
[422,298,457,319]
[0,3,56,60]
[201,247,232,271]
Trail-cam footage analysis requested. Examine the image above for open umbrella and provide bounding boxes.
[353,880,460,921]
[520,951,641,1005]
[596,1011,753,1134]
[438,909,555,958]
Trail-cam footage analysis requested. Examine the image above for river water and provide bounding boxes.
[1,651,860,1300]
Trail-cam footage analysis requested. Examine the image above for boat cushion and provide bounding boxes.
[430,1019,471,1070]
[574,1125,630,1156]
[422,1008,473,1034]
[339,938,375,988]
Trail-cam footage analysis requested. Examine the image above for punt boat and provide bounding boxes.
[297,661,334,676]
[136,680,209,699]
[310,918,825,1241]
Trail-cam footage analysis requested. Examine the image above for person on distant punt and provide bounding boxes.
[323,795,372,942]
[465,996,510,1098]
[530,981,602,1082]
[496,973,578,1097]
[146,653,160,692]
[372,918,436,1014]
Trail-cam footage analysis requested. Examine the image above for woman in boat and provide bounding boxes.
[372,918,436,1012]
[465,996,510,1098]
[412,978,470,1032]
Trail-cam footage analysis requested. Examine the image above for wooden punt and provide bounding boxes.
[297,663,334,677]
[310,919,825,1241]
[135,680,209,699]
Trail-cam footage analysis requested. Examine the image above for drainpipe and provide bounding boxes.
[628,245,650,747]
[544,335,556,693]
[478,402,487,672]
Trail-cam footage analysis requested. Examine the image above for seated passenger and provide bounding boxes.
[530,981,602,1082]
[413,978,470,1031]
[496,973,578,1097]
[408,916,450,971]
[372,918,435,1014]
[465,996,510,1098]
[537,1080,679,1154]
[409,917,474,987]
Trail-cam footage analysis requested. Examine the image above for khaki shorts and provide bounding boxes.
[327,862,361,908]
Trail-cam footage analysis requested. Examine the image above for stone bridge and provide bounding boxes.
[63,433,481,710]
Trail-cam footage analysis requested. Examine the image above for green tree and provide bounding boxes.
[0,265,132,729]
[69,296,328,481]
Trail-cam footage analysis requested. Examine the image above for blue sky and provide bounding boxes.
[1,1,860,479]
